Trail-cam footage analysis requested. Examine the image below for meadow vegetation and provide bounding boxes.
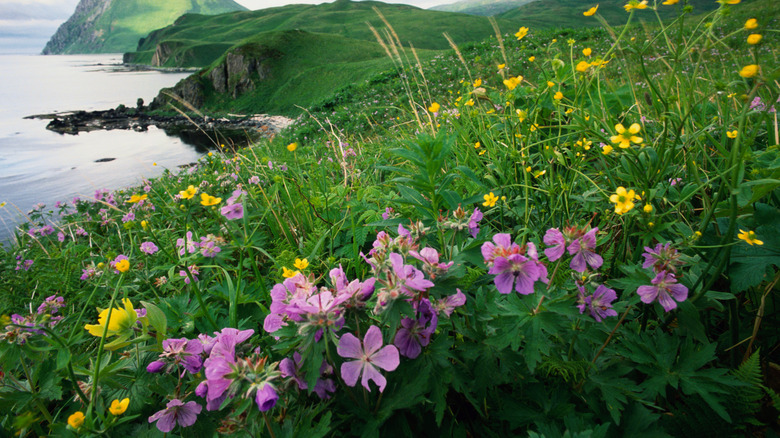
[1,0,779,436]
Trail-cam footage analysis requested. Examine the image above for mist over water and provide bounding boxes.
[0,54,205,243]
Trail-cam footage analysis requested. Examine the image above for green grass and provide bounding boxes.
[124,0,530,67]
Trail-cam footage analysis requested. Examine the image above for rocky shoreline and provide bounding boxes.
[25,107,294,138]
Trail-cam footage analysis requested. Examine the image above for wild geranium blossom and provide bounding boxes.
[481,233,545,295]
[338,325,399,392]
[148,399,201,433]
[409,247,453,280]
[394,298,438,359]
[146,338,204,375]
[176,231,199,256]
[642,243,683,273]
[577,285,618,322]
[433,289,467,317]
[140,241,159,255]
[637,271,688,312]
[568,227,603,272]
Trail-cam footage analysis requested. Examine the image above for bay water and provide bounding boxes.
[0,54,206,244]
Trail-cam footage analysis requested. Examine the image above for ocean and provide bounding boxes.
[0,54,205,244]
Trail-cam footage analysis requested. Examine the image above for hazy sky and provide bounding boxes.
[0,0,454,53]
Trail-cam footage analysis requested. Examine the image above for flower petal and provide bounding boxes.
[362,325,384,357]
[337,332,363,359]
[371,344,400,371]
[340,360,362,387]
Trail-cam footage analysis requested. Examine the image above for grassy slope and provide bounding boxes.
[497,0,723,27]
[60,0,246,54]
[126,0,527,67]
[430,0,539,16]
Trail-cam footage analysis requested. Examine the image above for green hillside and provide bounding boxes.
[497,0,721,27]
[151,29,427,116]
[124,0,526,68]
[430,0,539,16]
[42,0,247,55]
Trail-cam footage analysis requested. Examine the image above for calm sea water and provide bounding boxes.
[0,54,203,244]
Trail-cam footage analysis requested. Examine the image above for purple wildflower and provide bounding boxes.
[338,325,400,392]
[221,203,243,220]
[434,289,467,317]
[36,295,64,315]
[57,232,65,242]
[637,271,688,312]
[148,399,202,433]
[255,384,278,411]
[642,243,683,274]
[490,253,541,294]
[147,338,204,375]
[468,207,483,238]
[394,298,438,359]
[567,228,603,273]
[543,228,566,261]
[176,231,199,256]
[409,247,453,279]
[140,241,159,255]
[577,285,618,322]
[180,265,199,284]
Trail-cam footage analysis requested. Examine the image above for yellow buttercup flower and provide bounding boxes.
[516,109,527,122]
[601,144,613,154]
[582,48,592,56]
[611,123,643,148]
[84,299,138,338]
[662,0,678,4]
[200,193,222,206]
[553,92,563,101]
[465,99,475,107]
[68,411,85,429]
[473,78,482,88]
[528,56,535,62]
[739,64,759,78]
[141,220,148,229]
[179,185,198,200]
[583,5,598,16]
[497,63,506,70]
[428,102,440,113]
[515,27,529,40]
[738,229,763,246]
[483,192,499,207]
[576,61,591,72]
[282,266,300,278]
[294,258,309,270]
[643,204,653,213]
[109,398,130,416]
[115,259,130,273]
[286,142,298,152]
[474,142,481,149]
[576,138,592,150]
[609,187,638,215]
[546,81,555,88]
[726,130,738,139]
[747,34,762,45]
[126,194,147,203]
[624,0,648,11]
[744,18,758,29]
[503,76,522,90]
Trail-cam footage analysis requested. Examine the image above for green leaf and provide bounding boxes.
[141,301,168,344]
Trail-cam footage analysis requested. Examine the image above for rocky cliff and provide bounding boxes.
[42,0,247,55]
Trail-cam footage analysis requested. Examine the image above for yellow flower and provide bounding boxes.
[662,0,678,4]
[428,102,440,113]
[287,142,298,152]
[497,63,506,70]
[0,202,6,207]
[68,411,85,429]
[738,229,763,245]
[465,99,475,106]
[207,152,213,157]
[747,34,762,45]
[739,64,759,78]
[141,220,148,229]
[609,187,638,214]
[610,123,643,148]
[179,185,198,200]
[624,0,648,11]
[84,299,138,338]
[583,48,592,56]
[473,78,482,87]
[576,138,592,150]
[528,56,535,62]
[533,170,546,178]
[576,61,591,72]
[115,259,130,273]
[744,18,758,29]
[726,130,738,139]
[200,193,222,206]
[546,81,555,88]
[294,258,309,270]
[553,91,564,101]
[479,150,486,155]
[515,27,529,40]
[583,5,598,16]
[717,0,739,4]
[643,204,653,213]
[516,109,527,122]
[602,144,614,155]
[483,192,498,207]
[474,142,481,149]
[503,76,522,90]
[282,266,300,278]
[126,194,147,204]
[109,398,130,416]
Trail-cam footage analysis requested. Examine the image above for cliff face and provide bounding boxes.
[42,0,247,55]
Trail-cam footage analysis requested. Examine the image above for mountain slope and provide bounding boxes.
[124,0,526,68]
[42,0,247,55]
[430,0,538,16]
[497,0,720,28]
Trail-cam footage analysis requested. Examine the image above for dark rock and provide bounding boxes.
[94,158,116,163]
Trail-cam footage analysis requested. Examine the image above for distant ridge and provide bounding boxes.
[42,0,247,55]
[430,0,538,16]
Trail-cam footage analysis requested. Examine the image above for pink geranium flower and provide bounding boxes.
[337,325,399,392]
